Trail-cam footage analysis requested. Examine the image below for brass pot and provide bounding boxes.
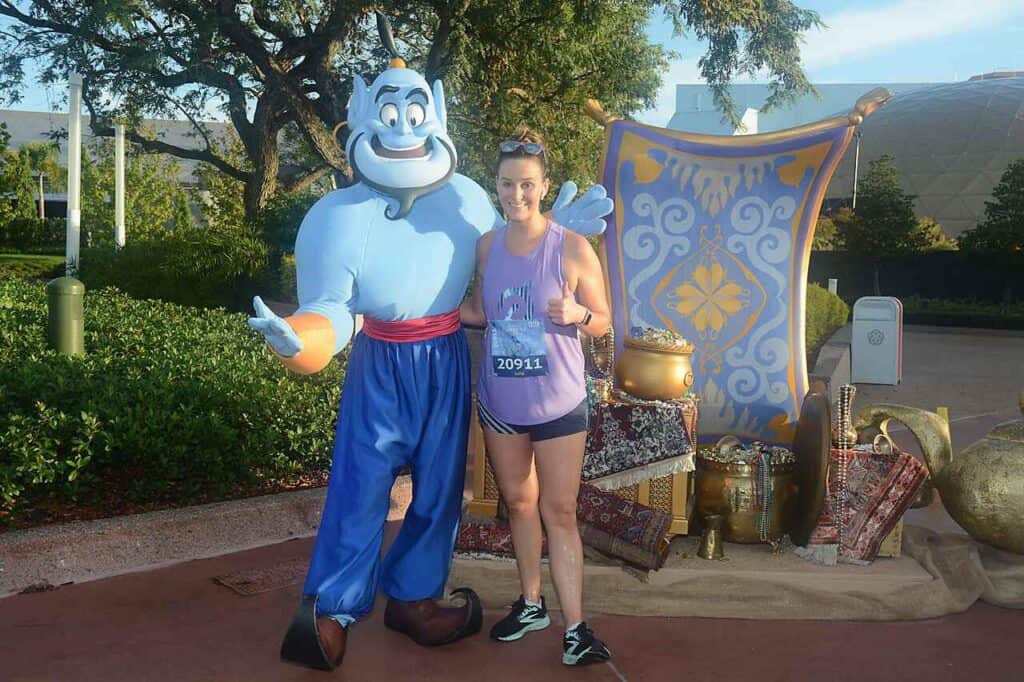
[615,336,695,401]
[695,455,798,543]
[856,389,1024,554]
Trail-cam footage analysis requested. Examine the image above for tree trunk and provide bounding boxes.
[243,109,282,223]
[872,262,881,296]
[38,173,45,220]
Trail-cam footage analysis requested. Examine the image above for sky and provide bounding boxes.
[637,0,1024,126]
[4,0,1023,126]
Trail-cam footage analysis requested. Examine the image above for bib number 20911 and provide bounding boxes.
[491,319,548,378]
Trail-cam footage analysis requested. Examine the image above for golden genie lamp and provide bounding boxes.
[614,331,695,401]
[855,389,1024,554]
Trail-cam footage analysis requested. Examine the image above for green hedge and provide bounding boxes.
[0,217,65,250]
[806,283,850,361]
[78,227,274,312]
[900,296,1024,330]
[0,277,346,522]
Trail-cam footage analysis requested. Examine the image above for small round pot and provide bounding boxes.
[614,336,695,401]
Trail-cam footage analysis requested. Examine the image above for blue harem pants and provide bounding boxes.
[303,328,470,622]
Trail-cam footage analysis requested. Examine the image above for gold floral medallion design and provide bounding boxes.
[671,262,744,334]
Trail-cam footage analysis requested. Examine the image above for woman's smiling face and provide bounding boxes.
[497,157,549,222]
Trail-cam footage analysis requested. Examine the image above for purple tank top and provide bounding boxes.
[477,221,586,425]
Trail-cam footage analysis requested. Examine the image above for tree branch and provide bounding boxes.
[280,165,332,195]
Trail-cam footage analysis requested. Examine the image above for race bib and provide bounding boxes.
[490,319,548,377]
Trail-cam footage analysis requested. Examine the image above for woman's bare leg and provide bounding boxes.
[484,428,543,602]
[533,432,587,625]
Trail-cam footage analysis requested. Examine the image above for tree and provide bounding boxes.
[912,216,956,252]
[0,128,38,224]
[958,159,1024,302]
[15,141,63,219]
[959,159,1024,257]
[0,122,17,226]
[813,206,853,251]
[80,134,194,247]
[0,1,821,220]
[840,155,927,294]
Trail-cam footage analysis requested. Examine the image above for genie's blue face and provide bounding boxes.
[346,68,456,217]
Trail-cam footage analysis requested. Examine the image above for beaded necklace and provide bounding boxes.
[834,385,856,556]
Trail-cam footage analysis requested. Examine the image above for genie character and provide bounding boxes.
[249,33,612,672]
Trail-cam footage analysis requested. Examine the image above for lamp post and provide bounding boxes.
[851,130,862,210]
[115,122,126,248]
[66,71,83,275]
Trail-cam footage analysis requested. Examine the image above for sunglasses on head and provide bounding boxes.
[499,140,546,156]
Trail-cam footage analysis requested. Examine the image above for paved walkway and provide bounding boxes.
[1,324,1022,681]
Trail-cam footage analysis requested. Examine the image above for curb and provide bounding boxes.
[1,328,853,598]
[809,323,852,405]
[0,477,412,598]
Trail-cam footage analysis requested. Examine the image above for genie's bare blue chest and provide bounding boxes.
[313,177,495,320]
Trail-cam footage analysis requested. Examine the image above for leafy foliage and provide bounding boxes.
[912,216,956,252]
[257,190,321,257]
[805,282,849,361]
[842,155,928,257]
[194,131,250,232]
[78,227,272,311]
[80,136,195,247]
[0,122,38,225]
[0,276,346,522]
[813,207,854,251]
[959,159,1024,258]
[0,217,65,250]
[0,1,820,217]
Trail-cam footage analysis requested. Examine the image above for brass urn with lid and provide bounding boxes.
[614,336,695,401]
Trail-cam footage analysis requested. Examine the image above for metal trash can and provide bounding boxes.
[47,276,85,356]
[851,296,902,385]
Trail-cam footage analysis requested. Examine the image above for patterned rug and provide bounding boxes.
[583,396,697,489]
[456,483,671,570]
[808,449,928,563]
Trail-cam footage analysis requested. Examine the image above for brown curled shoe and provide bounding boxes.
[316,617,347,668]
[280,594,347,671]
[383,588,483,646]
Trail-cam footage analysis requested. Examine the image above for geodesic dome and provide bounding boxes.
[826,75,1024,238]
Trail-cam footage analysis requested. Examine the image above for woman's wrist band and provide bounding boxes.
[578,308,593,326]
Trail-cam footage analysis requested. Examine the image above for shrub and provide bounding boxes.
[806,282,850,359]
[0,277,347,522]
[913,217,956,252]
[258,191,321,256]
[279,254,297,303]
[78,227,272,311]
[0,217,65,250]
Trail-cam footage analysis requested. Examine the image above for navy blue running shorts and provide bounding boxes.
[477,398,589,442]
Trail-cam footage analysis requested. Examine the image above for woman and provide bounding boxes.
[460,126,612,666]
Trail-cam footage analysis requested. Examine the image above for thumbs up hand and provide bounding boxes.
[547,280,585,326]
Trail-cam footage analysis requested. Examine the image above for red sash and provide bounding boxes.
[362,309,461,343]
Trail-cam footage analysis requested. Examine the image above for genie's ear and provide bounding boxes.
[432,80,447,131]
[349,76,369,124]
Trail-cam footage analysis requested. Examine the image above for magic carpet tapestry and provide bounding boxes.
[598,118,858,445]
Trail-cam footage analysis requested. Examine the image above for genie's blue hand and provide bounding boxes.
[550,181,615,236]
[248,296,303,358]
